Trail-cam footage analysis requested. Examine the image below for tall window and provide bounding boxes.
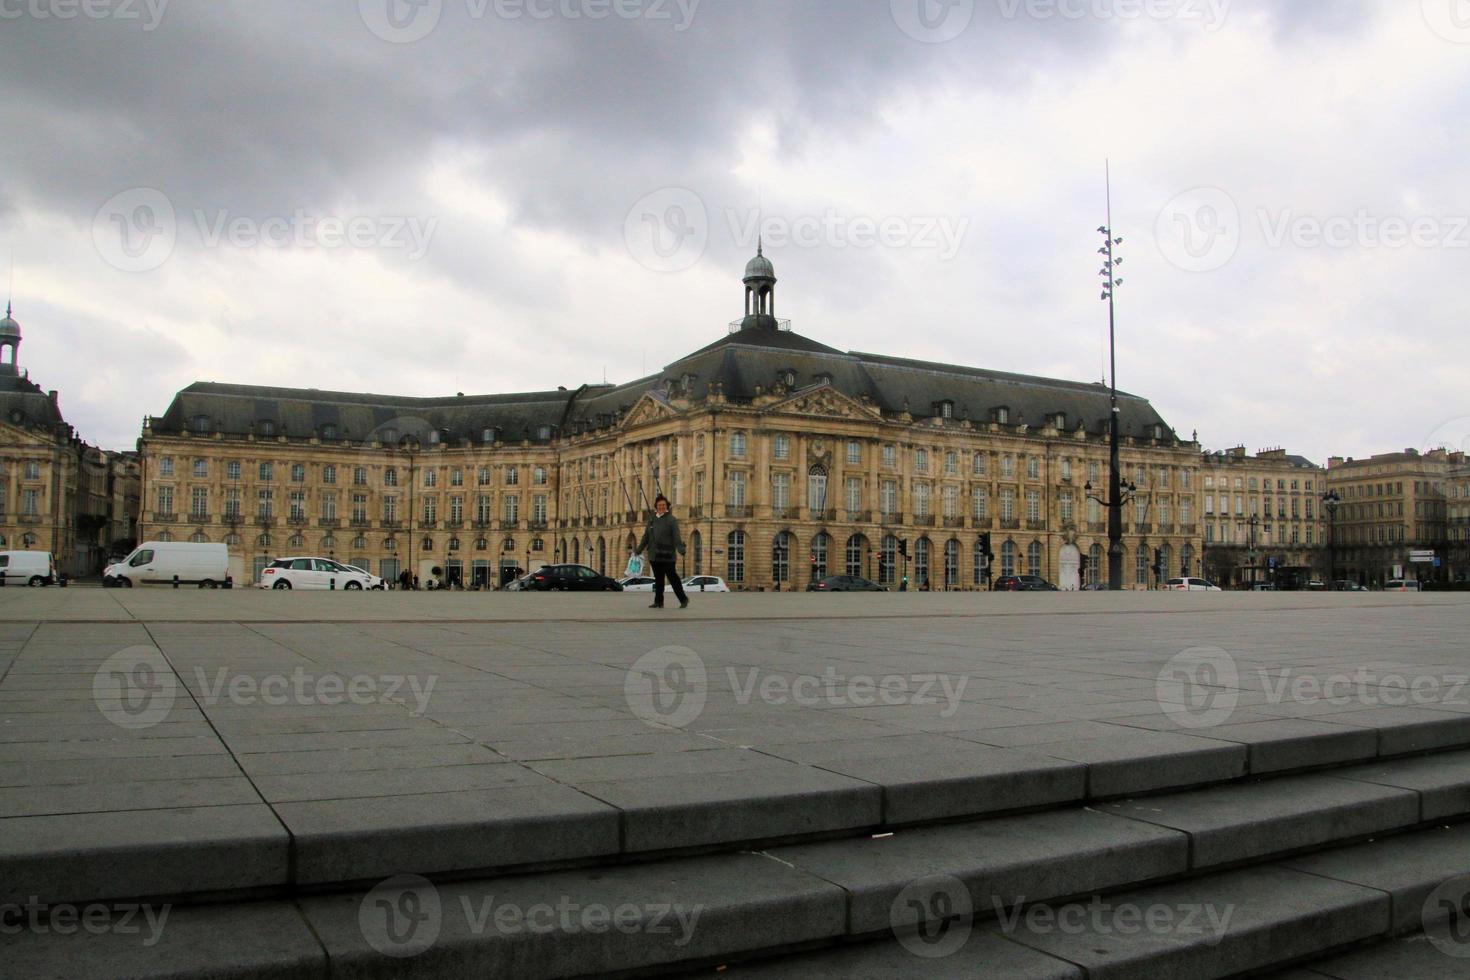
[228,460,242,481]
[1059,490,1073,524]
[846,534,865,577]
[811,532,830,581]
[847,441,861,465]
[915,449,928,473]
[1027,541,1041,577]
[730,432,747,458]
[880,534,899,585]
[22,489,39,517]
[1026,490,1041,522]
[532,494,548,523]
[973,489,988,520]
[505,466,519,485]
[774,435,790,460]
[881,479,898,516]
[450,496,464,524]
[1136,549,1148,586]
[224,488,241,519]
[503,494,519,523]
[192,459,208,478]
[156,486,174,515]
[943,485,958,519]
[727,471,747,507]
[291,463,305,483]
[422,496,437,523]
[914,482,930,518]
[259,462,273,481]
[944,539,959,587]
[944,451,957,475]
[1000,488,1015,521]
[771,531,790,585]
[914,537,930,586]
[257,489,273,518]
[973,539,987,585]
[973,453,987,476]
[727,530,746,583]
[476,495,492,524]
[160,457,174,477]
[322,492,337,520]
[883,444,896,469]
[846,477,862,513]
[772,473,791,512]
[382,495,397,523]
[1000,540,1016,577]
[808,466,828,513]
[1089,545,1103,587]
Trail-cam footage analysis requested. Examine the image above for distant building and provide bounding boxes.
[1447,459,1469,583]
[139,250,1205,589]
[1326,448,1463,586]
[0,306,139,576]
[1199,447,1327,588]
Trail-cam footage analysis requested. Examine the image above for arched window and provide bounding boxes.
[944,539,960,588]
[880,534,899,586]
[257,533,272,548]
[1000,540,1017,577]
[808,465,829,514]
[727,530,745,584]
[422,536,434,550]
[156,531,173,543]
[190,530,209,543]
[224,533,240,547]
[1161,544,1173,582]
[771,531,791,585]
[914,537,931,588]
[353,536,367,550]
[571,539,580,562]
[321,536,336,551]
[1027,541,1042,577]
[598,537,607,575]
[1136,548,1149,586]
[845,534,866,578]
[1181,544,1195,577]
[288,534,304,549]
[810,531,830,582]
[475,537,488,551]
[974,539,987,586]
[1089,544,1103,588]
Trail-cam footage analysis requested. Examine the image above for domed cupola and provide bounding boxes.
[740,239,778,331]
[0,304,20,377]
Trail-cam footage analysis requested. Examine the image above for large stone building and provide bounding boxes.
[0,306,137,577]
[139,251,1204,589]
[1326,448,1463,586]
[1447,458,1470,583]
[1199,447,1327,588]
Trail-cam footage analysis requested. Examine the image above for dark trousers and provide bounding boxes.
[651,560,687,606]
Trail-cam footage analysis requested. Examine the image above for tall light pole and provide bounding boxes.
[1098,162,1127,590]
[1322,490,1340,586]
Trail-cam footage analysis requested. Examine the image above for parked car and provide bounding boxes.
[525,564,623,591]
[502,572,537,592]
[684,575,731,592]
[1384,579,1421,592]
[806,574,882,592]
[993,575,1058,592]
[104,542,232,588]
[258,557,384,590]
[1251,582,1277,591]
[618,576,657,593]
[0,550,58,587]
[1166,577,1222,592]
[1332,580,1368,592]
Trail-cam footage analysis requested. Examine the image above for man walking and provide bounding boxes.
[636,494,688,609]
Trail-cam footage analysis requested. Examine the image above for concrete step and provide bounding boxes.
[10,711,1470,908]
[8,768,1470,979]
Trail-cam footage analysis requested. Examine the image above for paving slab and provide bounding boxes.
[1014,731,1247,797]
[1099,775,1419,869]
[300,851,845,980]
[1329,748,1470,821]
[1276,932,1468,979]
[767,808,1188,935]
[700,932,1084,978]
[997,865,1389,979]
[1176,718,1380,774]
[0,803,289,905]
[0,899,324,980]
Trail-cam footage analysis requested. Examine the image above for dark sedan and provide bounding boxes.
[525,564,624,592]
[993,575,1059,592]
[806,574,885,592]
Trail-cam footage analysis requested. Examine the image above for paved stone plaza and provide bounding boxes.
[3,589,1470,977]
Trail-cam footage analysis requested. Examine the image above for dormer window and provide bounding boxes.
[538,425,552,441]
[193,415,210,433]
[429,430,442,446]
[381,427,397,445]
[482,427,495,444]
[992,407,1009,424]
[782,370,796,388]
[1051,413,1066,429]
[1153,424,1166,440]
[259,420,276,437]
[321,424,337,440]
[937,400,955,420]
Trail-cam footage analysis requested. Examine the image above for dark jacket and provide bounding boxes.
[637,512,686,562]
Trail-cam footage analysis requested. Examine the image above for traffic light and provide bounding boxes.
[979,533,993,561]
[898,538,910,559]
[1079,554,1089,574]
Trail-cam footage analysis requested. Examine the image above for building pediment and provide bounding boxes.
[620,392,680,430]
[769,383,876,422]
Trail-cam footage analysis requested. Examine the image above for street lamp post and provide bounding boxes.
[1097,163,1128,590]
[1322,490,1340,586]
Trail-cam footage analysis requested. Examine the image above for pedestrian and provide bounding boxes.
[636,494,688,609]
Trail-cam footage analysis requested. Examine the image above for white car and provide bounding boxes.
[259,557,383,590]
[618,576,657,593]
[683,575,730,593]
[1384,579,1421,592]
[1166,577,1222,592]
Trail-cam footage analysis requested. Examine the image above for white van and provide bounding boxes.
[0,551,57,587]
[104,542,232,589]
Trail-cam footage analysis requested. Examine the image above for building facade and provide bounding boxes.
[139,252,1205,589]
[1326,448,1462,586]
[0,306,138,577]
[1447,459,1470,583]
[1198,447,1328,588]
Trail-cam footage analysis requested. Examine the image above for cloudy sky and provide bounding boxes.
[1,0,1467,461]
